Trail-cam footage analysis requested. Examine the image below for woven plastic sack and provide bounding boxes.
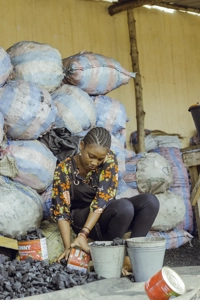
[152,191,186,231]
[52,84,96,133]
[111,134,126,180]
[116,179,139,199]
[123,153,145,189]
[0,176,43,238]
[136,152,173,194]
[62,51,136,95]
[0,112,4,144]
[0,46,13,87]
[0,80,57,140]
[41,183,53,220]
[150,147,193,233]
[148,228,193,249]
[1,140,57,193]
[93,95,127,134]
[7,41,64,92]
[40,221,76,263]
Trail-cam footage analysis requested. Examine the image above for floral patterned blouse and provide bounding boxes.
[50,149,118,224]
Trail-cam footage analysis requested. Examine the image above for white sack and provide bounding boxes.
[93,95,127,134]
[0,46,13,87]
[7,41,64,92]
[1,140,57,193]
[52,84,96,133]
[62,51,136,95]
[0,176,43,238]
[111,134,126,180]
[0,80,57,140]
[136,152,173,194]
[152,190,186,231]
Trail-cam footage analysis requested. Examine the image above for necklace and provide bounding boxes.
[77,154,88,177]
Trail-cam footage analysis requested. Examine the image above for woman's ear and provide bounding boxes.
[80,141,85,151]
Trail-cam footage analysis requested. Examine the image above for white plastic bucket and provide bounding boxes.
[127,237,166,282]
[89,241,125,278]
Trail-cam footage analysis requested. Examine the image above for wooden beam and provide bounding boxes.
[109,0,163,15]
[191,175,200,206]
[109,0,200,15]
[127,9,145,153]
[155,2,200,14]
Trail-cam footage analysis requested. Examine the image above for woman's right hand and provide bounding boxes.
[56,247,71,263]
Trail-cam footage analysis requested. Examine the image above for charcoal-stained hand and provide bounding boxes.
[71,235,90,254]
[55,247,71,263]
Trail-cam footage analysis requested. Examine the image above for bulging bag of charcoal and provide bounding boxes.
[0,80,57,140]
[0,46,13,87]
[0,176,43,238]
[7,41,64,92]
[62,51,136,95]
[0,139,57,193]
[93,95,128,134]
[17,227,48,261]
[52,84,96,133]
[152,191,186,231]
[136,152,173,194]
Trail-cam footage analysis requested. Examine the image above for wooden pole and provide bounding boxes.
[127,9,145,153]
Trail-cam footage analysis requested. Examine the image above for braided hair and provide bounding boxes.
[83,127,111,149]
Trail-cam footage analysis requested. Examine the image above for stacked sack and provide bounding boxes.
[128,130,193,249]
[0,42,136,242]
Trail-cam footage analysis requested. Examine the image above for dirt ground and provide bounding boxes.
[164,233,200,268]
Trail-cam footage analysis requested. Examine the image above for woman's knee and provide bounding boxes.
[129,193,159,213]
[112,199,135,219]
[148,194,159,211]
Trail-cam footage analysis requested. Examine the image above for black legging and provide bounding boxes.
[71,193,159,241]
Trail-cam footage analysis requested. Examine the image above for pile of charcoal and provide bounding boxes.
[0,254,99,299]
[16,227,45,241]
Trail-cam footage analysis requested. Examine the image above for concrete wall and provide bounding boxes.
[0,0,200,148]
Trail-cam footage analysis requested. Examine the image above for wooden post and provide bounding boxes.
[127,9,145,153]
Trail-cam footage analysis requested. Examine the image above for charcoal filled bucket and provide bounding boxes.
[127,237,166,282]
[89,241,125,278]
[188,103,200,138]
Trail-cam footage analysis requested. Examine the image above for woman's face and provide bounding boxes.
[80,142,109,172]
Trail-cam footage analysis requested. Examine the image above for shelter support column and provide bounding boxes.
[127,9,145,153]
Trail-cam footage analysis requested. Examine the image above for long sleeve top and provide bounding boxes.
[50,149,118,224]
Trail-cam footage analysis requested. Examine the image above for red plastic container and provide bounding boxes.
[145,266,186,300]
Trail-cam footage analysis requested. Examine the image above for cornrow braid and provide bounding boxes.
[83,127,111,148]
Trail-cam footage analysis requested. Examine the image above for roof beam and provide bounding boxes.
[108,0,200,15]
[155,3,200,14]
[108,0,164,15]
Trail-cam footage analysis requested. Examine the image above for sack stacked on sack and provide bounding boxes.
[0,42,136,237]
[0,46,13,87]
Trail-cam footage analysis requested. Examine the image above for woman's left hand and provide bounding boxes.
[71,235,90,254]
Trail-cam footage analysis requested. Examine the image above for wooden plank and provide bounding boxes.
[181,145,200,153]
[156,2,200,12]
[188,166,199,190]
[195,200,200,240]
[191,175,200,206]
[182,151,200,168]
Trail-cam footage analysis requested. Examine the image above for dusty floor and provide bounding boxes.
[164,234,200,267]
